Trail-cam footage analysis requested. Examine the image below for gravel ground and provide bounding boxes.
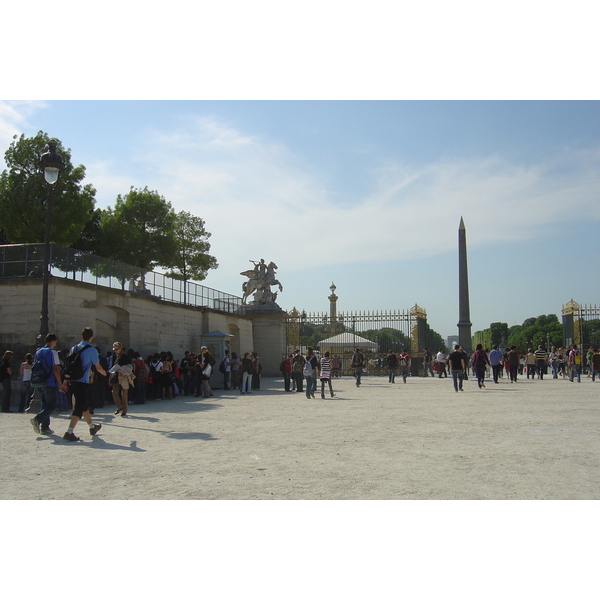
[1,372,599,500]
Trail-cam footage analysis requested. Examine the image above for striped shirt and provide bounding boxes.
[320,357,331,378]
[534,349,547,362]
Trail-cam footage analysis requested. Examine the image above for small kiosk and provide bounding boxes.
[201,330,233,365]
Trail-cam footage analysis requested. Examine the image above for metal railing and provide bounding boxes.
[0,243,243,314]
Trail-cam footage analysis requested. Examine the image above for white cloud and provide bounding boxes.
[0,101,47,168]
[130,116,600,287]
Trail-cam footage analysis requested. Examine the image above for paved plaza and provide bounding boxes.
[1,372,599,500]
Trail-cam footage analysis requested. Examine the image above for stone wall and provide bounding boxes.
[0,278,286,385]
[0,277,252,360]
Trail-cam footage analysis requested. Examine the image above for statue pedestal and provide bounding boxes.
[238,303,286,377]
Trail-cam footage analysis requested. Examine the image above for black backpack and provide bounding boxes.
[31,348,51,388]
[63,345,93,381]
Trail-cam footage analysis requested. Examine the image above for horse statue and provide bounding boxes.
[240,259,283,304]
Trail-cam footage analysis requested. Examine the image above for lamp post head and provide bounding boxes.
[39,140,64,185]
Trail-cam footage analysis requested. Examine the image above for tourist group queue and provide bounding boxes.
[0,343,265,415]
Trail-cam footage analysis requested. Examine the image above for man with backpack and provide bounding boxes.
[292,349,305,393]
[62,327,107,442]
[30,333,64,436]
[398,348,411,383]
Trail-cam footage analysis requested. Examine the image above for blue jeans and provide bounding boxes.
[305,374,316,397]
[536,360,546,379]
[401,366,410,383]
[57,388,70,411]
[452,369,464,391]
[35,386,58,430]
[570,365,581,382]
[592,369,599,382]
[19,380,32,412]
[353,367,362,386]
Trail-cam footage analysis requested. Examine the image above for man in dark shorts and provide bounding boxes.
[63,327,107,442]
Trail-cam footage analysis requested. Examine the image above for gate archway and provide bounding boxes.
[285,305,428,376]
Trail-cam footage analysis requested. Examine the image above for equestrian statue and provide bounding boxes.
[240,259,283,305]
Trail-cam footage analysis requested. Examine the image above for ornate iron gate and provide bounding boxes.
[285,305,429,376]
[562,300,600,348]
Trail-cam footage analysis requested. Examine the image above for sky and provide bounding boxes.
[2,3,599,345]
[2,100,599,339]
[3,2,598,589]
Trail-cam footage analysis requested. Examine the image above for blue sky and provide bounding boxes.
[2,2,599,340]
[2,99,599,339]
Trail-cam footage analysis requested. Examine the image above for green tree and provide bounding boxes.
[490,322,508,347]
[100,187,177,272]
[165,210,218,303]
[0,132,96,245]
[508,314,563,351]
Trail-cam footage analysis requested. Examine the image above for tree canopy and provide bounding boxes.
[166,210,218,283]
[507,314,562,350]
[0,132,96,245]
[99,186,178,272]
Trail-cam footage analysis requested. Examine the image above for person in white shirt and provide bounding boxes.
[436,348,448,378]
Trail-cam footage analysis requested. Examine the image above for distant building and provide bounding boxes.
[446,335,459,349]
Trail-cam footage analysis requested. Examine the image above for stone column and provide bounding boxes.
[457,217,473,354]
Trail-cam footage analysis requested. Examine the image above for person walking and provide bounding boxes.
[548,347,560,379]
[291,349,305,393]
[534,345,548,380]
[319,351,335,398]
[472,343,491,388]
[569,344,582,383]
[507,346,520,382]
[63,327,107,442]
[303,346,319,399]
[386,350,398,383]
[110,342,133,416]
[525,349,536,379]
[436,348,448,378]
[30,334,63,434]
[489,345,503,384]
[422,348,434,377]
[351,347,365,387]
[448,345,466,392]
[398,348,411,383]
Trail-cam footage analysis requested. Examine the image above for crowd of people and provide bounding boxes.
[422,343,600,390]
[2,333,599,441]
[0,330,267,435]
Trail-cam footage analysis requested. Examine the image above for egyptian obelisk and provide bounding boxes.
[457,217,473,353]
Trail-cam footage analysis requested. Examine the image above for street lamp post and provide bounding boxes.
[38,140,64,343]
[27,142,64,416]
